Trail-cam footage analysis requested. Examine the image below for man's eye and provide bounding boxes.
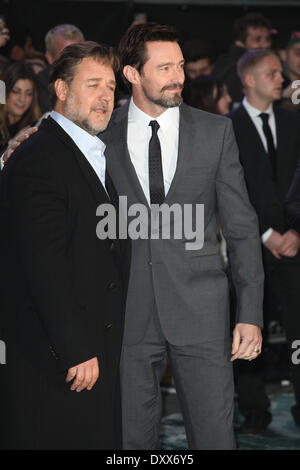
[89,84,97,88]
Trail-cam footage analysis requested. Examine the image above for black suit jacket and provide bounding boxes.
[285,158,300,234]
[0,116,130,449]
[229,103,300,265]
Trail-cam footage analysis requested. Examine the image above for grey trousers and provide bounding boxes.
[120,306,236,450]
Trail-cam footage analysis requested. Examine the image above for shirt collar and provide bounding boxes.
[50,110,106,156]
[242,97,274,119]
[128,97,179,133]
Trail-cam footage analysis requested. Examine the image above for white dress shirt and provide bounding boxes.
[127,97,179,205]
[242,98,278,243]
[50,110,107,188]
[242,97,277,152]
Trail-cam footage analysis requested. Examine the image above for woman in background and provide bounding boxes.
[0,61,40,151]
[183,75,232,115]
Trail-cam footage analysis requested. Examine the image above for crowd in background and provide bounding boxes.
[1,11,300,149]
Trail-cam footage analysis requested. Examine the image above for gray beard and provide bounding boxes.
[65,95,109,136]
[142,86,182,109]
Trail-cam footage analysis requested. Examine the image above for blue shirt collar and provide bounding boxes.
[50,110,106,156]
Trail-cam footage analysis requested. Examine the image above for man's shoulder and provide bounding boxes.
[228,103,245,121]
[5,118,68,173]
[275,103,300,125]
[181,103,230,130]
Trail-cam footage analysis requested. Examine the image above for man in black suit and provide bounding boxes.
[229,48,300,432]
[0,41,130,449]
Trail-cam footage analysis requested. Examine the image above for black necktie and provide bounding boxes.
[148,120,165,205]
[259,112,277,176]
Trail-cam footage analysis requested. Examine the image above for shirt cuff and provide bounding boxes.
[262,228,273,244]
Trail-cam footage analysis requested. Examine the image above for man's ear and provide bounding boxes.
[54,79,69,103]
[123,65,140,86]
[244,72,254,89]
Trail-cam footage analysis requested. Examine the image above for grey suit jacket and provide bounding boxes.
[102,102,264,346]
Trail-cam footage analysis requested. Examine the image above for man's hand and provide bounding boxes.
[65,356,99,392]
[263,230,285,259]
[279,229,300,257]
[2,125,38,164]
[230,323,262,362]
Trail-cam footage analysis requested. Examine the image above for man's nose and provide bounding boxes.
[174,68,184,84]
[97,87,112,102]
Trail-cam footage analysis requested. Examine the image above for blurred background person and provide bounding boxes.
[0,61,40,152]
[279,32,300,112]
[0,15,10,50]
[213,12,274,105]
[36,24,84,113]
[230,48,300,434]
[181,38,216,81]
[24,51,47,75]
[184,75,232,115]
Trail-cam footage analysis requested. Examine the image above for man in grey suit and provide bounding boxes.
[102,23,264,450]
[2,24,264,450]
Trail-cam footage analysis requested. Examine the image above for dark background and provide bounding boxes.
[0,0,299,55]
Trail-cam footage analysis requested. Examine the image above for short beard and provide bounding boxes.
[65,93,109,136]
[142,85,182,109]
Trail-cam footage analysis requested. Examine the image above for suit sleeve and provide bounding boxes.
[8,151,100,371]
[216,119,265,328]
[285,157,300,234]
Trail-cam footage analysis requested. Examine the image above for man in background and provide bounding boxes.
[36,24,84,113]
[230,48,300,433]
[213,12,273,104]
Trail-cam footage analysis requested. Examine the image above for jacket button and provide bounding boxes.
[108,282,118,291]
[110,242,115,251]
[106,323,113,329]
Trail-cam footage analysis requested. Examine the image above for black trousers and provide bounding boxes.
[236,261,300,415]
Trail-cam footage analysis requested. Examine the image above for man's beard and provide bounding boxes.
[142,82,183,108]
[65,92,110,136]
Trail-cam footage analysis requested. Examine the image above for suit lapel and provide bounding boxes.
[165,103,195,204]
[274,106,286,179]
[105,105,150,208]
[41,117,110,207]
[239,105,268,157]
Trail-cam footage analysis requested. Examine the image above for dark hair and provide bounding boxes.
[0,61,40,145]
[183,75,227,114]
[49,40,119,108]
[235,13,272,44]
[237,48,279,85]
[118,22,179,90]
[181,39,216,65]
